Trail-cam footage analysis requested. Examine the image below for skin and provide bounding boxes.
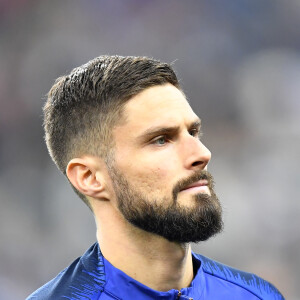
[67,83,212,292]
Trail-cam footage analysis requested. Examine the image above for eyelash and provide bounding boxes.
[189,128,203,138]
[152,136,169,146]
[151,129,202,146]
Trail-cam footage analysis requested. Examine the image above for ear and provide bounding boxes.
[66,156,110,200]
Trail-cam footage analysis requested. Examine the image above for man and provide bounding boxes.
[27,56,284,299]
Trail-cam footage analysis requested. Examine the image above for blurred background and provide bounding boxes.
[0,0,299,299]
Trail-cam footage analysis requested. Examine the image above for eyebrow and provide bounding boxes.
[137,119,201,143]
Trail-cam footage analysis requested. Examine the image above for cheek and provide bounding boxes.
[151,156,179,178]
[135,164,175,195]
[146,155,174,178]
[116,150,180,194]
[132,168,165,189]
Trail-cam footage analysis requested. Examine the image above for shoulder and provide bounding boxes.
[26,243,106,300]
[194,253,285,300]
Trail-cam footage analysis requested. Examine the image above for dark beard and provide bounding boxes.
[108,165,223,244]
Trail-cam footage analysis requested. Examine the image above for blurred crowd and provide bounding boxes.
[0,1,299,299]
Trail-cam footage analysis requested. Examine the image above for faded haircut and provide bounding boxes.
[43,55,180,207]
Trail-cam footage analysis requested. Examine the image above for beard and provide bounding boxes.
[107,164,223,244]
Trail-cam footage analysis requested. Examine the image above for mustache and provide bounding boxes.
[172,170,215,201]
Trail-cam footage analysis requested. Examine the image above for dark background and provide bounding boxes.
[0,1,299,299]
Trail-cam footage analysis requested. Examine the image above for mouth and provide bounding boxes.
[180,180,210,194]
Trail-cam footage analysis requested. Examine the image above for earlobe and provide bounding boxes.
[66,157,108,199]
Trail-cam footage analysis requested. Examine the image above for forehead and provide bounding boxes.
[121,83,198,128]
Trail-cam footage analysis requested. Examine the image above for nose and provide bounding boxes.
[182,136,211,170]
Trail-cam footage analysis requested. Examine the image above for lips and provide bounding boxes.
[181,180,209,191]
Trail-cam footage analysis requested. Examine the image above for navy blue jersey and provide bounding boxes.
[27,243,284,299]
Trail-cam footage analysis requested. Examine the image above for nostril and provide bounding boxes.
[192,161,202,167]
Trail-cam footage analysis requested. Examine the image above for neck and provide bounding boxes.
[94,204,194,292]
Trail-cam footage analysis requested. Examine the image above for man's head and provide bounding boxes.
[105,84,223,243]
[44,55,179,207]
[44,56,223,243]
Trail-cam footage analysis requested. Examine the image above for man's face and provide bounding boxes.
[107,83,223,243]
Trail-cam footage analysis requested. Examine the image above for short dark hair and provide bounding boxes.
[44,55,180,207]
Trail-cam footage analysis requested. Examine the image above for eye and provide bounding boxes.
[152,136,168,145]
[189,128,202,138]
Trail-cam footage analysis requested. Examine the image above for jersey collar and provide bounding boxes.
[102,251,205,300]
